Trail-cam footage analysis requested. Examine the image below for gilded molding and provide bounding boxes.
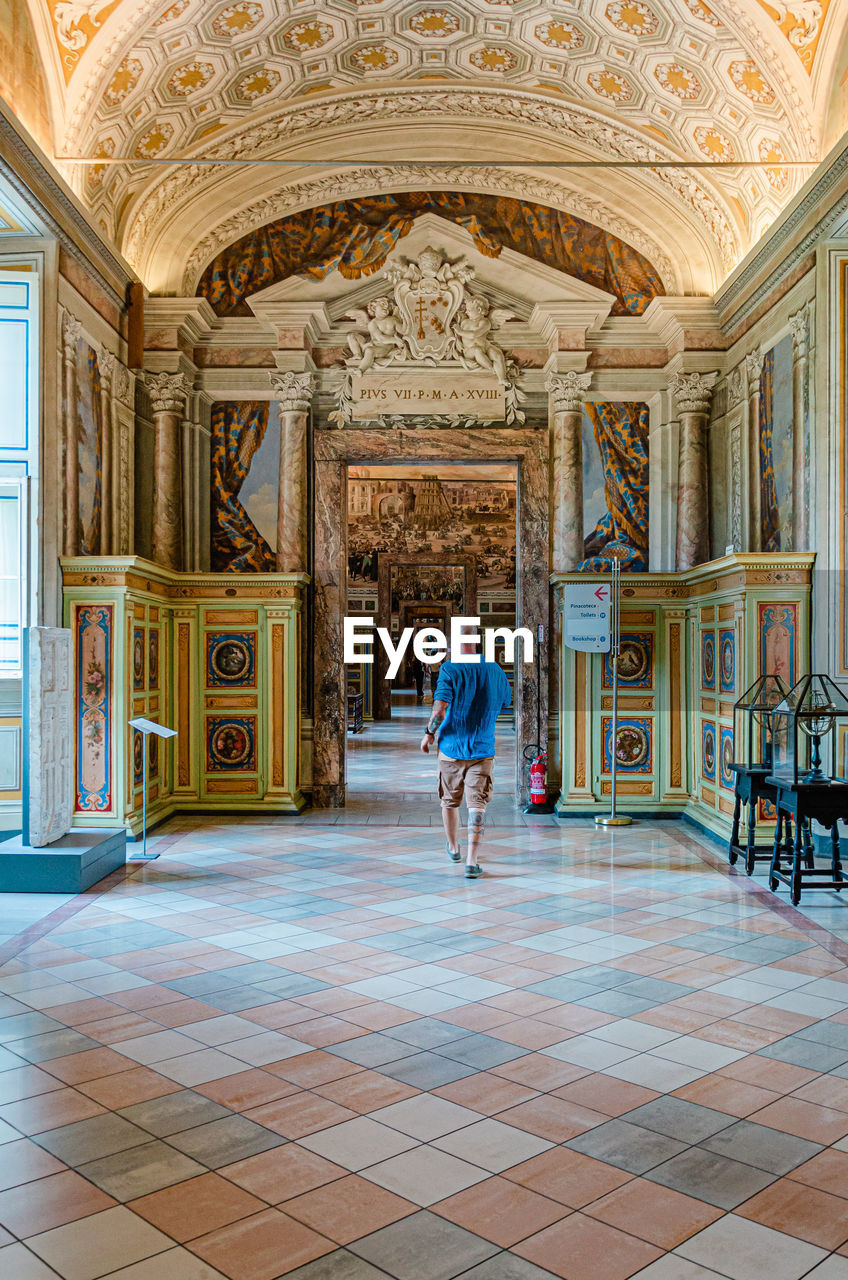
[121,87,739,275]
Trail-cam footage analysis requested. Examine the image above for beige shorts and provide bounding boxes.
[438,752,495,810]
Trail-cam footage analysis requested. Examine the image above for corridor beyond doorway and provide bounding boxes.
[346,690,517,825]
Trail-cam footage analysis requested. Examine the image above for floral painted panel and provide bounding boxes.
[75,605,111,813]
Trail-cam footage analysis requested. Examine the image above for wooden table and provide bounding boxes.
[766,776,848,905]
[729,764,786,876]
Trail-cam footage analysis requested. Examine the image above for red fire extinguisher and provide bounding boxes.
[529,750,547,806]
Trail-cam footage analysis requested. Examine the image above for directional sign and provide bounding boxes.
[562,582,611,652]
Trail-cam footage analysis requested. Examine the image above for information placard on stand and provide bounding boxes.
[128,718,177,862]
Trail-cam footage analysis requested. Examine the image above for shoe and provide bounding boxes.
[446,842,462,863]
[465,862,482,878]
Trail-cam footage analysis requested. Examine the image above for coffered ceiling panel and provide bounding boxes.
[21,0,848,290]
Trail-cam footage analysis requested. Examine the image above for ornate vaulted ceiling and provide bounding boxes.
[15,0,848,294]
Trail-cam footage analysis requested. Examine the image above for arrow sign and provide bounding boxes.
[562,582,611,653]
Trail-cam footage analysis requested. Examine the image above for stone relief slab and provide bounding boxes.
[24,627,73,848]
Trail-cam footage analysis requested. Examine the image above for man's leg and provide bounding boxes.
[467,807,485,868]
[442,804,461,855]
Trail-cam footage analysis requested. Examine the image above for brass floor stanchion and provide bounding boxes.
[596,557,632,827]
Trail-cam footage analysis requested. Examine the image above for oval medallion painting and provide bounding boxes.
[616,724,649,769]
[702,634,715,688]
[211,638,250,683]
[617,639,649,683]
[133,630,144,688]
[211,722,252,767]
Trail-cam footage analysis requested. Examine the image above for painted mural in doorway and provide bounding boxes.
[580,402,649,571]
[348,465,516,592]
[211,400,282,571]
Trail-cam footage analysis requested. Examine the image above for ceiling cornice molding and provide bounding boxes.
[174,162,682,299]
[0,102,135,310]
[119,86,740,284]
[716,132,848,327]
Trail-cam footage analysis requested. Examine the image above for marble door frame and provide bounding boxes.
[312,426,549,808]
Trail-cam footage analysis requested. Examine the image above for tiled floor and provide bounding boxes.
[5,715,848,1276]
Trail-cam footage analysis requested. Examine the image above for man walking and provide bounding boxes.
[420,652,511,878]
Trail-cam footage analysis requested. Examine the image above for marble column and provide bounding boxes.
[313,458,346,808]
[97,349,115,555]
[144,371,190,572]
[745,350,763,552]
[270,372,315,574]
[670,370,717,571]
[789,307,810,551]
[547,371,592,572]
[61,311,82,557]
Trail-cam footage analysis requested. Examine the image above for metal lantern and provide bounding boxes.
[771,674,848,786]
[733,674,788,771]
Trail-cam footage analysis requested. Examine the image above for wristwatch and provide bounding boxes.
[424,729,435,737]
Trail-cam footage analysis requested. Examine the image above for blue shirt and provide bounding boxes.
[433,660,511,760]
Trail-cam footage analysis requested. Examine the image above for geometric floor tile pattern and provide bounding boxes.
[4,811,848,1277]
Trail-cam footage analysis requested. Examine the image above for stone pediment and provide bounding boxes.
[248,213,614,346]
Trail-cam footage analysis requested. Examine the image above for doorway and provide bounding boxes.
[312,425,549,807]
[345,462,519,802]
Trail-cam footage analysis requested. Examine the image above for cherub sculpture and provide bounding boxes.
[454,295,513,384]
[345,296,408,372]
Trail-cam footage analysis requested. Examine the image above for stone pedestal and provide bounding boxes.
[671,371,717,570]
[271,372,314,573]
[0,830,126,893]
[23,628,73,848]
[145,371,190,571]
[547,371,591,572]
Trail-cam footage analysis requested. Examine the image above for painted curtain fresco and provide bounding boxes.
[198,192,665,318]
[76,339,102,557]
[579,402,650,572]
[348,467,515,592]
[211,400,279,572]
[759,334,794,552]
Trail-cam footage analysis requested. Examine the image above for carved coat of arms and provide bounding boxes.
[331,246,524,427]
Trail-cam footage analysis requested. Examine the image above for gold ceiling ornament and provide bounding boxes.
[694,126,735,160]
[588,69,634,101]
[234,67,282,101]
[654,63,702,100]
[283,20,335,51]
[534,19,585,48]
[211,3,265,37]
[166,60,216,96]
[605,2,660,35]
[153,0,190,27]
[134,123,174,158]
[409,9,461,37]
[469,46,518,72]
[104,56,143,108]
[728,59,776,104]
[350,44,400,71]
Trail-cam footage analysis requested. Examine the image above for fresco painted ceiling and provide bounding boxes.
[22,0,848,291]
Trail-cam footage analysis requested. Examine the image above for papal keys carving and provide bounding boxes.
[331,245,525,428]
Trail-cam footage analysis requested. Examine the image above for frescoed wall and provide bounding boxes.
[760,334,794,551]
[579,402,650,572]
[347,464,516,593]
[76,339,102,557]
[210,400,281,571]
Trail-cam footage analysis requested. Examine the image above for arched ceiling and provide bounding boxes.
[18,0,848,295]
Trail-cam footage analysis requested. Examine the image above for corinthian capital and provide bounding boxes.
[61,310,82,360]
[546,370,592,413]
[144,370,191,414]
[744,350,763,388]
[270,371,315,414]
[97,348,117,394]
[789,307,809,359]
[669,370,717,416]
